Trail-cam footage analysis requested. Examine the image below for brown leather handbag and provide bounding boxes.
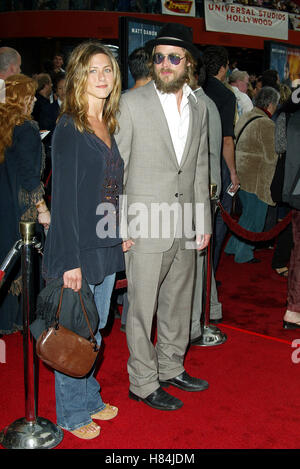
[36,286,99,378]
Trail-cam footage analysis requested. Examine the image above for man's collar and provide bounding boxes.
[183,83,197,102]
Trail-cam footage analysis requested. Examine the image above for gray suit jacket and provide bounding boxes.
[194,87,222,198]
[115,81,211,253]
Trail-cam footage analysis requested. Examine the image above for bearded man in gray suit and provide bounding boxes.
[116,23,212,411]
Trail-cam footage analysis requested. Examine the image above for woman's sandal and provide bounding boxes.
[275,267,289,278]
[91,403,118,421]
[70,422,101,440]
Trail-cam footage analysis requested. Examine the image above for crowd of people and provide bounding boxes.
[2,0,300,16]
[0,0,161,14]
[0,20,299,441]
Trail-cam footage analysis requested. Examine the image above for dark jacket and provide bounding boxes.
[30,277,99,340]
[0,120,44,265]
[42,114,124,280]
[203,76,236,138]
[32,94,53,131]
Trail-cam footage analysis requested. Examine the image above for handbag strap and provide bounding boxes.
[235,115,263,146]
[55,286,98,345]
[78,290,97,344]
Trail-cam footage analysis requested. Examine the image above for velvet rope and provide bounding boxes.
[114,206,292,291]
[218,202,292,242]
[115,278,127,290]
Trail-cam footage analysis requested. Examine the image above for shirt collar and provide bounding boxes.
[257,106,272,119]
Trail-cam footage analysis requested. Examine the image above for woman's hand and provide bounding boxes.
[122,239,135,252]
[36,199,50,229]
[38,210,51,230]
[63,268,82,292]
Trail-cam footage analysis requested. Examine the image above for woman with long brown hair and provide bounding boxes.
[42,41,128,440]
[0,74,50,335]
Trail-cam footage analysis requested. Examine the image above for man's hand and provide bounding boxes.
[63,268,82,292]
[122,239,135,252]
[196,234,211,251]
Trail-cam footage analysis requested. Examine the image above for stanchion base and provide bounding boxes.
[191,325,227,347]
[0,416,63,449]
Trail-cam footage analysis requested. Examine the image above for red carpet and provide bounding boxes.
[0,248,300,450]
[218,248,291,340]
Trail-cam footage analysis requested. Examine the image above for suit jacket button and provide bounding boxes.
[178,170,182,174]
[175,193,179,197]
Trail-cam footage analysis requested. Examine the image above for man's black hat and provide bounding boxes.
[145,23,200,60]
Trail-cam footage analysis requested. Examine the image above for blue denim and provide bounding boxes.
[89,273,116,345]
[55,273,116,431]
[213,158,233,272]
[225,190,268,263]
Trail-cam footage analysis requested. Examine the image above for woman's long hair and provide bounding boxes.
[0,74,37,163]
[61,41,121,135]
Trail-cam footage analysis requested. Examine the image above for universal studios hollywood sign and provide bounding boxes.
[204,1,288,40]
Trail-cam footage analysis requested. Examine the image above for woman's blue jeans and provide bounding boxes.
[54,273,116,431]
[225,190,268,263]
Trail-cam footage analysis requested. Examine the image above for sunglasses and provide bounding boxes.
[153,53,185,66]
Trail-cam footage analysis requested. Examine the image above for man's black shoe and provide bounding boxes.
[160,371,209,392]
[247,258,261,264]
[129,386,183,411]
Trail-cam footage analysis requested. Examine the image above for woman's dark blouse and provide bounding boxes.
[43,114,124,284]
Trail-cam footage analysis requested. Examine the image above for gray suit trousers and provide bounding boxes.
[125,239,195,398]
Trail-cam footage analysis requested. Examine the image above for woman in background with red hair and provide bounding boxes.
[0,74,50,335]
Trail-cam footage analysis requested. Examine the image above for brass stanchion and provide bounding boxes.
[0,222,63,449]
[192,184,227,347]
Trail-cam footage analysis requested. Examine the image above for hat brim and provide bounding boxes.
[145,37,200,60]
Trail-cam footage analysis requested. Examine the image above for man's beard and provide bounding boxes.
[153,66,189,94]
